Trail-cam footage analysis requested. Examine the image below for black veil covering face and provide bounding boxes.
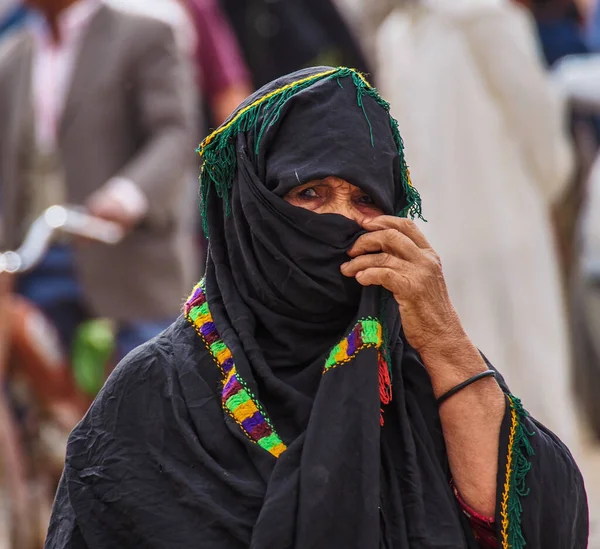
[45,68,588,549]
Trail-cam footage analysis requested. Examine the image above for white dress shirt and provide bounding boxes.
[30,0,148,218]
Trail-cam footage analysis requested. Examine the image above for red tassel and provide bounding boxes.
[378,353,392,425]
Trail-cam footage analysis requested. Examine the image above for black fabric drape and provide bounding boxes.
[44,322,588,548]
[45,68,588,549]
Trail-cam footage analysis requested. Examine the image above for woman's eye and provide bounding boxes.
[299,187,319,198]
[357,194,375,205]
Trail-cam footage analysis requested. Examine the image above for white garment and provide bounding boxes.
[376,2,579,447]
[30,0,147,218]
[104,0,196,57]
[333,0,396,66]
[421,0,502,13]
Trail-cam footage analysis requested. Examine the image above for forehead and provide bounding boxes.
[301,177,364,191]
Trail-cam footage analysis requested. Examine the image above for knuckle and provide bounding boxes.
[399,274,414,295]
[423,250,442,270]
[402,218,417,232]
[385,229,403,249]
[384,269,399,286]
[376,254,393,267]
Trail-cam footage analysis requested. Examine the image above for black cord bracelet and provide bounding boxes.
[436,370,496,406]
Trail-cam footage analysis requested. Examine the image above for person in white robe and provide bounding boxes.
[376,0,580,449]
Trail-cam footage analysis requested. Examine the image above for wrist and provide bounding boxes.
[416,326,490,398]
[414,315,474,364]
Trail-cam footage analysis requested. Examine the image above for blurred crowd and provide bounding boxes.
[2,0,600,546]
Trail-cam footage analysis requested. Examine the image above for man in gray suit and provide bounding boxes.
[0,0,197,358]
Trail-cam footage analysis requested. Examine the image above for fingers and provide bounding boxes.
[341,255,416,300]
[362,216,431,250]
[349,228,422,261]
[352,266,415,298]
[341,252,411,278]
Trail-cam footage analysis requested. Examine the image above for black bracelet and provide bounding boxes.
[436,370,496,406]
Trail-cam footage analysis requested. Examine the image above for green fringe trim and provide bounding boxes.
[344,71,422,219]
[500,395,535,549]
[197,67,423,236]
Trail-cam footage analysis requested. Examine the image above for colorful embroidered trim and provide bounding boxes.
[323,318,383,372]
[197,66,422,236]
[184,283,287,458]
[322,318,392,425]
[500,395,535,549]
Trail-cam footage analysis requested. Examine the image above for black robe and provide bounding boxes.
[45,317,587,548]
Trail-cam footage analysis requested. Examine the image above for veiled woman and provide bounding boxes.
[45,67,587,549]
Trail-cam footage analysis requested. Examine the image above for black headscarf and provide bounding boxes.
[45,67,588,549]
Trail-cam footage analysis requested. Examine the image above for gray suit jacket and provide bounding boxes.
[0,5,198,321]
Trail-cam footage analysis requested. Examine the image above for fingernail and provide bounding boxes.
[341,262,349,269]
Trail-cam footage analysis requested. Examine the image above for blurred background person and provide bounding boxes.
[104,0,251,128]
[517,0,588,65]
[376,0,579,451]
[0,0,197,362]
[104,0,197,56]
[332,0,395,68]
[522,0,600,463]
[186,0,251,128]
[552,27,600,444]
[218,0,370,89]
[0,1,197,543]
[587,0,600,50]
[105,0,251,271]
[184,0,252,269]
[516,0,599,280]
[0,0,28,38]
